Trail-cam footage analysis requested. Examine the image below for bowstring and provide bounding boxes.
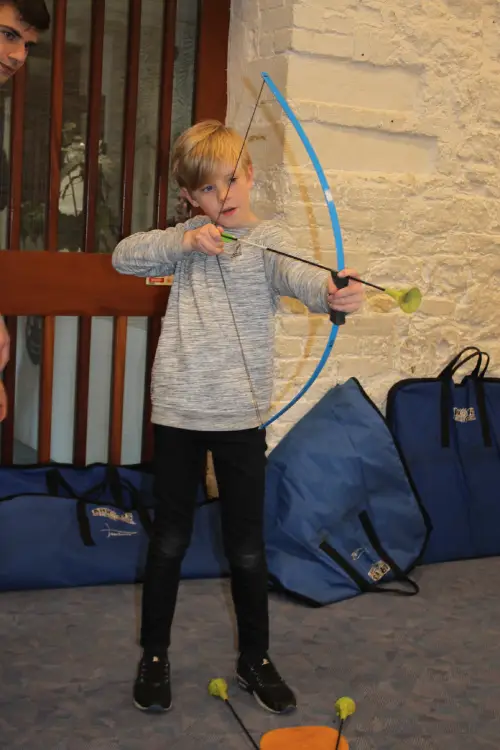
[215,80,266,427]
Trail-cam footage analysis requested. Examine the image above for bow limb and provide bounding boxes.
[259,72,347,429]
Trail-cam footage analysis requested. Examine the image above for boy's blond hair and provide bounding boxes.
[171,120,252,193]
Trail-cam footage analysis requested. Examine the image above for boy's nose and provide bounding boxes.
[216,186,227,202]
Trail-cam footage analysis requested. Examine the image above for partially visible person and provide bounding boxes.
[0,0,51,422]
[0,0,50,84]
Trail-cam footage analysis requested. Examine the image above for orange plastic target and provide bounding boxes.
[260,725,349,749]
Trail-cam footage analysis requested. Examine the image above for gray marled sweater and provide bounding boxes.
[112,216,330,431]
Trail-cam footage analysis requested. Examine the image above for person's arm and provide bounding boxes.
[0,315,10,372]
[264,225,364,316]
[263,226,331,313]
[112,216,209,277]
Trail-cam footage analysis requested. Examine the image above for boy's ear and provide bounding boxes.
[180,186,199,208]
[246,163,254,188]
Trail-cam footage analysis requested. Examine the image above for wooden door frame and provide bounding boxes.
[0,0,232,466]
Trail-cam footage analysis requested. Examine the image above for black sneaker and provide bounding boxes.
[133,652,172,712]
[236,653,297,714]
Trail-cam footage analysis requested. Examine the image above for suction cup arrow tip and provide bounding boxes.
[208,678,229,701]
[335,696,356,720]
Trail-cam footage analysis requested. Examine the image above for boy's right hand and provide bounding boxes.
[183,224,224,256]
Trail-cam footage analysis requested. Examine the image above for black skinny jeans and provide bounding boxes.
[140,424,269,657]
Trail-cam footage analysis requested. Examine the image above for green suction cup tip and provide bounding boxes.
[400,287,422,314]
[208,678,229,700]
[386,287,422,314]
[335,696,356,720]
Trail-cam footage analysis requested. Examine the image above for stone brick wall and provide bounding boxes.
[227,0,499,445]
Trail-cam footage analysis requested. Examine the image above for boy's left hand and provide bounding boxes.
[327,269,364,314]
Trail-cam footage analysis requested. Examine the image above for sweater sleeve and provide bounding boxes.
[261,223,330,314]
[111,215,209,277]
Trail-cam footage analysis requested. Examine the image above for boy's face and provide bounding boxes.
[0,4,39,84]
[181,164,256,228]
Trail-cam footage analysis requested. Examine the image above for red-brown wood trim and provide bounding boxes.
[82,0,106,253]
[39,318,55,462]
[46,0,67,252]
[1,64,27,465]
[121,0,142,239]
[39,0,68,463]
[154,0,177,231]
[0,252,169,317]
[109,316,128,465]
[73,317,92,465]
[8,65,26,251]
[193,0,230,123]
[73,0,106,465]
[108,0,143,466]
[141,0,176,461]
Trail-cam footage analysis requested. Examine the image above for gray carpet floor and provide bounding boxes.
[1,557,499,749]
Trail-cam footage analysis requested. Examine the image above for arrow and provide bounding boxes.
[220,232,422,314]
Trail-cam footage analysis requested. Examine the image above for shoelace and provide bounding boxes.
[248,657,282,688]
[139,656,170,684]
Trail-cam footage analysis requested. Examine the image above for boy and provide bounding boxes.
[112,120,363,714]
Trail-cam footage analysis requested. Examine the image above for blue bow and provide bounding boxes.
[260,72,346,429]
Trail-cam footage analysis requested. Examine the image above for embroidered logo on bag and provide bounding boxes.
[91,508,137,525]
[351,547,366,561]
[453,407,476,423]
[100,523,138,539]
[368,561,391,582]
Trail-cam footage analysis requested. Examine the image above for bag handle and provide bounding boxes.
[319,513,420,598]
[45,467,153,543]
[358,512,420,594]
[46,467,129,508]
[438,347,483,381]
[439,350,492,448]
[470,351,490,379]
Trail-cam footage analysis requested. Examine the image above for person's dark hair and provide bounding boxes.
[3,0,51,32]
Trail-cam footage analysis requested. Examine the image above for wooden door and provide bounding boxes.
[0,0,231,467]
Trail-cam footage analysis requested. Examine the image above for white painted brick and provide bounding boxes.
[273,28,293,53]
[419,298,457,316]
[292,4,326,31]
[260,0,287,9]
[291,28,353,58]
[286,122,438,174]
[274,336,305,358]
[287,56,422,112]
[226,0,500,448]
[260,6,294,32]
[297,0,357,10]
[353,25,401,64]
[259,33,275,58]
[315,103,415,134]
[323,11,354,35]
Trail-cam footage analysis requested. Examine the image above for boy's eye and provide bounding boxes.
[2,31,16,42]
[201,185,214,193]
[230,176,237,184]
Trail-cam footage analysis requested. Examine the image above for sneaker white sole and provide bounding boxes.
[236,674,297,715]
[133,700,172,713]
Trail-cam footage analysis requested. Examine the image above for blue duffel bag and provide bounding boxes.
[386,347,500,564]
[0,463,228,592]
[264,378,431,607]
